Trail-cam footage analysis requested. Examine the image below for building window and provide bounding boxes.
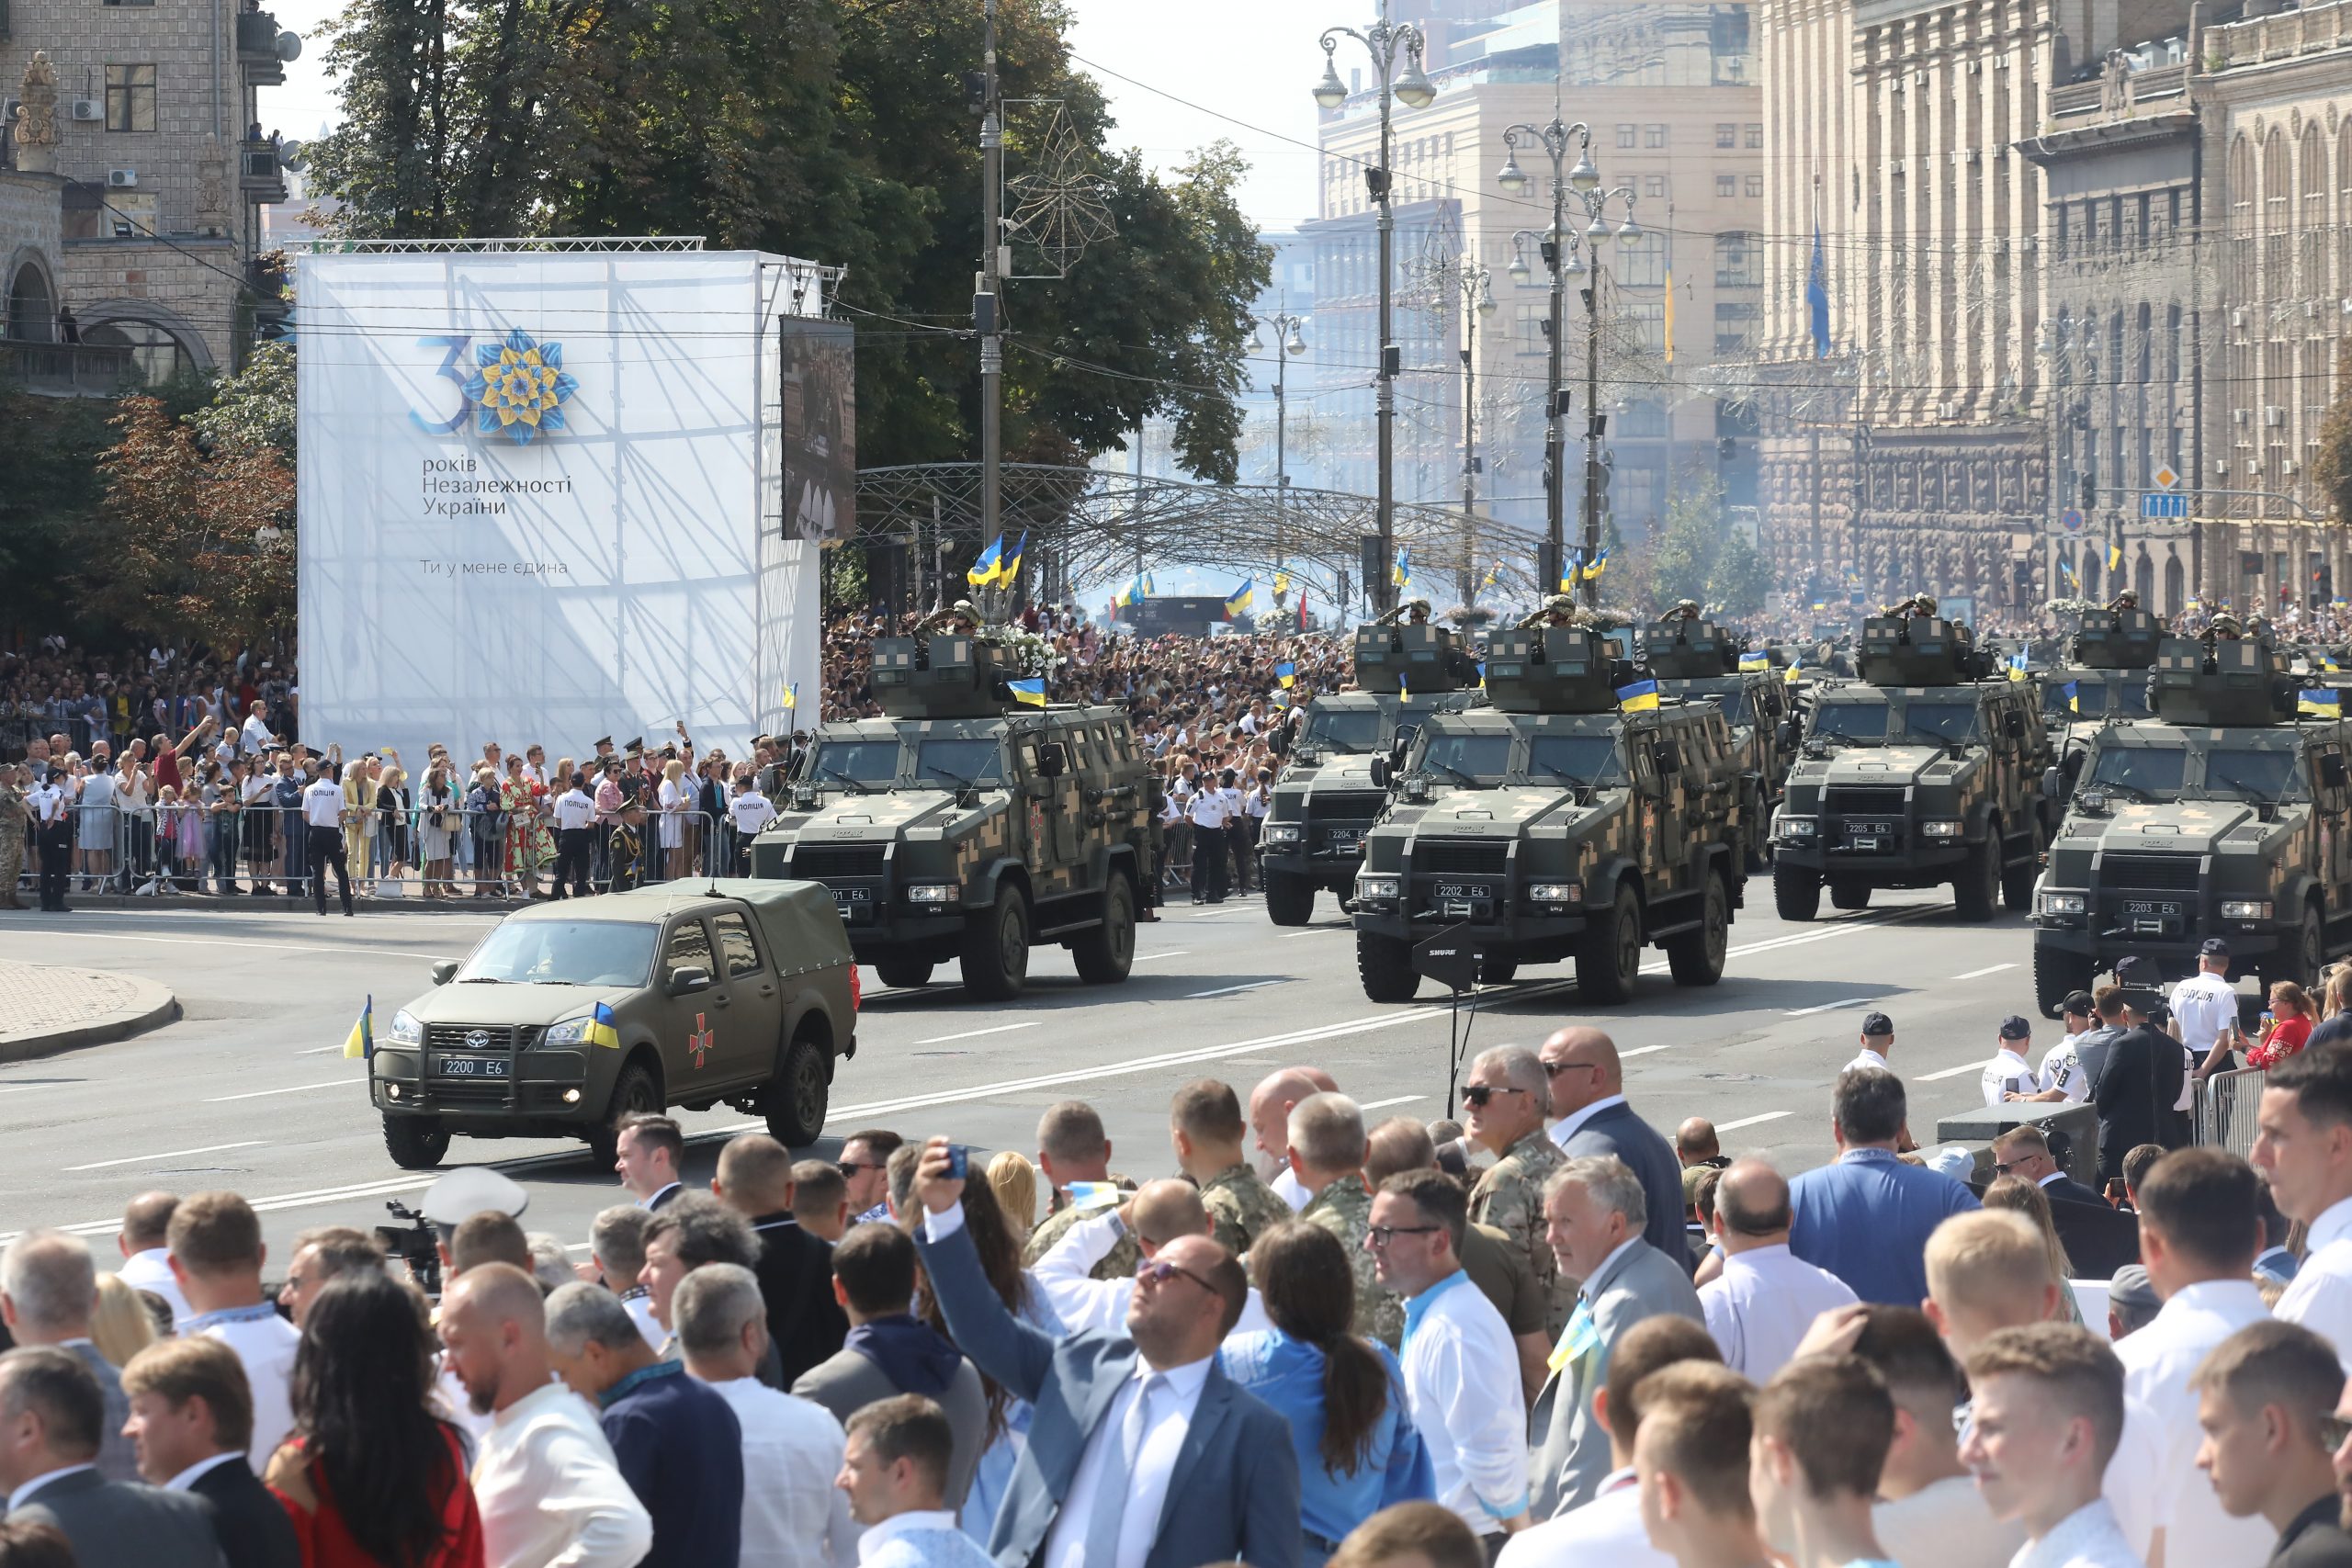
[1716,175,1736,197]
[1617,124,1637,149]
[1715,301,1758,354]
[1714,231,1760,288]
[1515,302,1548,356]
[1617,232,1667,288]
[1743,175,1762,197]
[1716,123,1736,148]
[105,64,156,132]
[1644,175,1668,198]
[1745,123,1763,148]
[1645,124,1668,148]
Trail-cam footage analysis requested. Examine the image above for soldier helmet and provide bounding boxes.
[953,598,978,618]
[1543,593,1577,614]
[1911,592,1939,614]
[2109,589,2140,609]
[2210,612,2244,636]
[1671,598,1702,617]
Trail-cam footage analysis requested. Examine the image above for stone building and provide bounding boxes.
[1,0,300,378]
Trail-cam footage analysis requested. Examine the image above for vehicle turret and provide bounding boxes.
[1481,626,1626,713]
[1644,619,1739,679]
[2071,607,2163,670]
[2149,636,2294,727]
[1857,616,1983,686]
[869,635,1020,719]
[1352,623,1468,694]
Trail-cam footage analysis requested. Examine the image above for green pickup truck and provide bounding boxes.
[369,880,858,1169]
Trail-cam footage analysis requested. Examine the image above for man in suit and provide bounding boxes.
[616,1114,685,1213]
[709,1134,848,1387]
[906,1135,1303,1568]
[119,1338,300,1568]
[1991,1125,2104,1208]
[0,1348,224,1568]
[0,1231,137,1481]
[1539,1028,1690,1268]
[1529,1156,1705,1519]
[1787,1069,1980,1305]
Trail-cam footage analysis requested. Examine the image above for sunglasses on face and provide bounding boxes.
[1459,1084,1531,1109]
[837,1161,885,1177]
[1135,1258,1216,1293]
[1365,1224,1442,1248]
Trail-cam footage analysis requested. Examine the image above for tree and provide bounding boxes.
[189,341,297,462]
[1710,526,1770,616]
[0,393,119,634]
[1647,474,1725,608]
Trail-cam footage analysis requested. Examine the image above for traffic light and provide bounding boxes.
[2080,471,2096,512]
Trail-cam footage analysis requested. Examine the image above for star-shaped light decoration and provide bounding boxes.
[461,329,577,445]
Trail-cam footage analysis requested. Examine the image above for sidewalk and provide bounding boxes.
[0,959,180,1063]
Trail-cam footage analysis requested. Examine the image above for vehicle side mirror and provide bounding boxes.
[1652,741,1682,775]
[1037,742,1068,779]
[1776,719,1800,749]
[2041,764,2066,801]
[430,959,458,986]
[1369,756,1392,790]
[2324,754,2349,790]
[2004,710,2027,739]
[668,965,712,997]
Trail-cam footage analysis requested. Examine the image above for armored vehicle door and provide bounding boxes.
[705,906,784,1086]
[1035,732,1083,884]
[2308,733,2352,917]
[655,914,732,1087]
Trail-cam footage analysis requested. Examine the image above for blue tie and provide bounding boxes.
[1082,1371,1161,1567]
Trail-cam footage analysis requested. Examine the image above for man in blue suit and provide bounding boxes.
[1541,1028,1691,1269]
[908,1137,1302,1568]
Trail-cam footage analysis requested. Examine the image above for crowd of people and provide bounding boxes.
[3,998,2352,1568]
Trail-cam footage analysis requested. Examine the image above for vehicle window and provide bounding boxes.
[916,738,1004,787]
[1527,734,1626,786]
[664,919,714,977]
[1704,688,1752,727]
[1895,702,1981,744]
[2202,747,2301,800]
[1811,702,1889,739]
[1069,729,1093,771]
[2088,746,2186,794]
[1417,729,1514,783]
[712,913,761,977]
[1303,708,1385,753]
[808,740,899,789]
[457,921,657,987]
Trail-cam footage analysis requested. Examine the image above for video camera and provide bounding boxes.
[376,1199,442,1298]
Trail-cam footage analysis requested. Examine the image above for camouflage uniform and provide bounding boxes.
[1200,1163,1294,1258]
[1023,1179,1140,1282]
[0,778,24,906]
[1470,1129,1571,1336]
[1299,1172,1404,1350]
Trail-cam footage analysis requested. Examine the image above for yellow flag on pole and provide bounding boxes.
[1663,269,1675,366]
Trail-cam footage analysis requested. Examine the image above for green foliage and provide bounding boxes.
[0,393,119,633]
[189,342,298,461]
[1710,526,1770,616]
[1647,473,1724,608]
[2316,362,2352,527]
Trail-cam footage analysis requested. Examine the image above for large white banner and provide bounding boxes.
[295,250,829,769]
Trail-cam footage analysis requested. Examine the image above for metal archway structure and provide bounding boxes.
[852,462,1552,614]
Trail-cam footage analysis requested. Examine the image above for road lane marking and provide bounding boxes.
[1360,1094,1428,1110]
[1621,1044,1672,1058]
[915,1021,1041,1046]
[1716,1111,1792,1132]
[1131,951,1193,963]
[1917,1059,1993,1081]
[66,1141,265,1171]
[1185,980,1291,999]
[1951,964,2017,980]
[1783,996,1883,1018]
[203,1079,356,1102]
[5,931,453,960]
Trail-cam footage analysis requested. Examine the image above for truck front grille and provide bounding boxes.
[1825,786,1909,818]
[791,844,888,880]
[1413,839,1510,875]
[2101,853,2202,892]
[1306,790,1389,820]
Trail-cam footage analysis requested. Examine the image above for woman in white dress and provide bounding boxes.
[73,756,113,889]
[113,753,151,890]
[657,758,689,882]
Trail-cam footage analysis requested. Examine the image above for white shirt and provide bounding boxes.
[1271,1166,1311,1213]
[2011,1498,2144,1568]
[472,1380,653,1568]
[28,784,66,824]
[164,1452,243,1493]
[2112,1277,2273,1566]
[1957,1396,2162,1559]
[241,713,273,755]
[7,1463,95,1512]
[1982,1047,2039,1106]
[1030,1210,1273,1339]
[704,1375,860,1568]
[1043,1354,1213,1568]
[1186,791,1229,829]
[1547,1093,1628,1150]
[300,777,344,829]
[1875,1473,2026,1568]
[118,1247,193,1326]
[2168,970,2239,1056]
[729,792,779,835]
[1846,1046,1894,1076]
[2278,1192,2352,1359]
[196,1308,301,1470]
[858,1510,992,1566]
[1697,1243,1860,1382]
[1495,1467,1667,1568]
[2039,1033,2090,1101]
[553,789,597,832]
[1401,1271,1530,1534]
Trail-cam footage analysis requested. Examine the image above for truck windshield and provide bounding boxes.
[2089,746,2187,795]
[1303,709,1385,753]
[1811,702,1889,739]
[458,921,657,987]
[1418,731,1514,783]
[2201,747,2301,800]
[807,741,899,787]
[1527,735,1626,786]
[2046,681,2152,719]
[916,738,1003,787]
[1895,703,1981,744]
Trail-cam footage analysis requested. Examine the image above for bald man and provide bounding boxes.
[1539,1028,1690,1269]
[1250,1066,1338,1209]
[1693,1160,1857,1382]
[1027,1178,1275,1338]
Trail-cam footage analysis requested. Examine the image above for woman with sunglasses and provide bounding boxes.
[1220,1221,1433,1567]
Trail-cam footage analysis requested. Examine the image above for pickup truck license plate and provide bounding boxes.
[435,1055,510,1078]
[1846,820,1893,836]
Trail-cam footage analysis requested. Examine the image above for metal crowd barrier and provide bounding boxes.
[2194,1065,2268,1160]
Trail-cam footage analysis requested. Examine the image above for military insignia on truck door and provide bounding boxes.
[687,1013,714,1070]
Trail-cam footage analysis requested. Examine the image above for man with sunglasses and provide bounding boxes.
[1027,1179,1273,1339]
[1464,1048,1573,1337]
[837,1130,902,1227]
[1539,1029,1689,1269]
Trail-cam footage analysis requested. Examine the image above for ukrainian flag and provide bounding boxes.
[1226,580,1255,618]
[1561,549,1583,592]
[585,1000,621,1051]
[2059,557,2077,590]
[2108,542,2125,572]
[999,531,1029,584]
[1616,679,1660,714]
[1010,677,1047,707]
[1738,651,1770,673]
[2007,649,2030,682]
[1399,670,1411,700]
[782,682,797,713]
[1584,546,1611,581]
[2301,688,2342,717]
[1482,561,1502,592]
[1785,657,1804,685]
[1274,570,1291,599]
[1392,547,1412,592]
[2324,652,2341,674]
[343,997,373,1060]
[966,536,1005,588]
[2064,680,2081,713]
[1275,660,1296,689]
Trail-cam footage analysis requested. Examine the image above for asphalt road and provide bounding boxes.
[0,884,2085,1269]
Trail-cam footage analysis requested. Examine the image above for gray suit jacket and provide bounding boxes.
[62,1341,139,1483]
[8,1467,226,1568]
[792,1346,989,1507]
[1529,1237,1704,1518]
[1557,1101,1692,1270]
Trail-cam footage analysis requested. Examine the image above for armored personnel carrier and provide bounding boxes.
[2037,607,2160,750]
[1645,618,1798,872]
[1260,621,1485,926]
[1350,624,1749,1004]
[1772,615,2056,922]
[749,632,1161,1000]
[2030,633,2352,1015]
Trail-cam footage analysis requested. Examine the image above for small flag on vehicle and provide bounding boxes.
[343,996,373,1061]
[1010,677,1047,707]
[1615,679,1660,714]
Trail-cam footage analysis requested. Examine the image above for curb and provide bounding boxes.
[0,975,182,1064]
[26,893,532,916]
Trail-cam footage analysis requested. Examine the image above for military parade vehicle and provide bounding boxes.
[2029,630,2352,1015]
[1260,619,1485,926]
[748,630,1160,1000]
[374,880,857,1168]
[1772,615,2056,923]
[1350,622,1750,1004]
[2036,608,2158,751]
[1644,617,1799,872]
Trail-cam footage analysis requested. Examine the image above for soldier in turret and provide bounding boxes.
[1519,594,1582,630]
[1665,598,1703,621]
[2205,612,2245,646]
[2109,588,2141,613]
[1373,598,1435,627]
[918,600,982,637]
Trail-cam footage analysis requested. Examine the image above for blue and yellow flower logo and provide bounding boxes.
[461,329,576,445]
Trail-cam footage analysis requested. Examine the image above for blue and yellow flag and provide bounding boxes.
[966,536,1004,588]
[343,996,373,1060]
[2301,688,2342,717]
[1481,561,1502,593]
[2107,542,2124,572]
[2059,556,2078,591]
[1273,570,1291,600]
[1738,650,1770,673]
[1392,547,1412,592]
[1010,677,1047,708]
[999,531,1029,584]
[2007,649,2029,682]
[1561,549,1583,592]
[782,682,797,713]
[1225,580,1254,618]
[1275,660,1296,689]
[1616,678,1660,714]
[1398,670,1411,700]
[2064,680,2081,714]
[1785,657,1804,685]
[1476,660,1487,688]
[1584,546,1611,582]
[585,1000,621,1050]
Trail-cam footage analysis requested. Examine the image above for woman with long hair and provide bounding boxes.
[416,763,455,898]
[656,758,690,882]
[90,1272,157,1368]
[1220,1222,1432,1566]
[2250,979,2317,1067]
[266,1270,485,1568]
[1982,1175,2086,1325]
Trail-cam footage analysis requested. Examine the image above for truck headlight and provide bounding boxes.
[390,1009,424,1045]
[1357,874,1401,899]
[908,883,960,904]
[2221,899,2273,920]
[1921,819,1963,839]
[1262,824,1303,845]
[1780,816,1817,839]
[544,1016,590,1046]
[1527,883,1584,903]
[2038,891,2086,916]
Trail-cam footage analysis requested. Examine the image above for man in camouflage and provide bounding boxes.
[1285,1090,1404,1349]
[1170,1078,1294,1257]
[1020,1100,1138,1281]
[1464,1044,1573,1335]
[0,763,27,909]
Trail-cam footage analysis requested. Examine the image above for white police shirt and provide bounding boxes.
[301,777,345,829]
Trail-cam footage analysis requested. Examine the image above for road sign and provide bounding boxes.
[2143,492,2189,520]
[2154,464,2180,491]
[2060,507,2085,534]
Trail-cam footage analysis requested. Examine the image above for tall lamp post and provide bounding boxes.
[1497,112,1637,606]
[1314,0,1435,616]
[1448,261,1497,604]
[1250,307,1312,607]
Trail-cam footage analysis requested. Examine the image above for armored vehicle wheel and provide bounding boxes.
[1954,833,2000,922]
[1264,869,1316,927]
[1477,953,1518,985]
[382,1115,449,1171]
[2263,901,2326,996]
[587,1061,663,1169]
[960,886,1032,1001]
[2034,942,2093,1020]
[762,1032,830,1147]
[1358,931,1420,1002]
[1774,863,1821,922]
[1667,872,1730,987]
[875,957,934,989]
[1828,880,1871,911]
[1072,873,1137,985]
[1577,883,1644,1004]
[2002,823,2040,912]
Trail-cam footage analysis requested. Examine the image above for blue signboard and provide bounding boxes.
[2143,493,2189,520]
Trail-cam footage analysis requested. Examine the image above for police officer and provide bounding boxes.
[1187,771,1231,905]
[608,801,647,893]
[28,765,70,912]
[301,759,354,917]
[550,771,596,898]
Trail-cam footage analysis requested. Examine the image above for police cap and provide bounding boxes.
[420,1166,529,1226]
